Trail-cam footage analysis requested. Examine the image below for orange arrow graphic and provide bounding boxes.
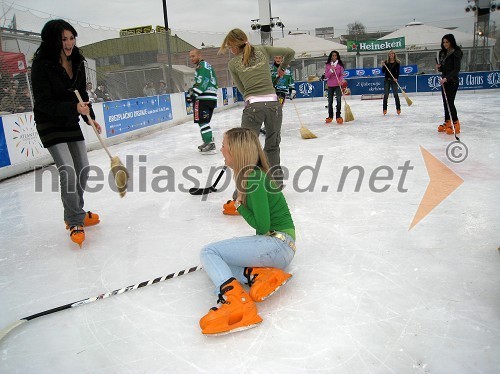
[409,146,464,230]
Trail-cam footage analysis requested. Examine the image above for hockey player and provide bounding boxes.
[199,128,296,335]
[188,49,218,154]
[270,56,295,106]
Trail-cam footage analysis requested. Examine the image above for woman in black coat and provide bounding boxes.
[436,34,463,134]
[31,19,102,247]
[382,50,401,115]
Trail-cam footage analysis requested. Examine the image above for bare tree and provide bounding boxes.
[347,21,366,36]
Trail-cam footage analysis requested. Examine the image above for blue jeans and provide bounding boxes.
[47,141,89,226]
[200,233,295,293]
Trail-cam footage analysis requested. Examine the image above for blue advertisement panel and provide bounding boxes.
[347,76,416,95]
[235,89,244,102]
[104,95,173,137]
[344,64,418,78]
[222,87,228,105]
[233,87,240,103]
[348,76,385,95]
[185,92,193,115]
[397,75,417,94]
[294,81,325,99]
[417,71,500,93]
[0,117,12,168]
[293,71,500,96]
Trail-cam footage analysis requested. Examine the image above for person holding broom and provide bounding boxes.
[382,50,401,115]
[324,50,345,124]
[218,28,294,215]
[31,19,102,248]
[199,127,296,335]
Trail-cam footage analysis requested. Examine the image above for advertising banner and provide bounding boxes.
[1,112,48,165]
[294,81,325,99]
[234,88,244,102]
[0,117,11,168]
[346,37,405,52]
[104,95,173,137]
[294,71,500,96]
[222,87,228,105]
[0,51,28,76]
[344,64,418,78]
[417,71,500,92]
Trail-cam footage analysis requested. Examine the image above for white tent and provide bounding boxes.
[379,21,496,50]
[273,32,347,58]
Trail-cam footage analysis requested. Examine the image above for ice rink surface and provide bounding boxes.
[0,91,499,373]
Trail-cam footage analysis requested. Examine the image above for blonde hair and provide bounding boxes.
[219,28,254,66]
[385,50,400,64]
[224,128,270,204]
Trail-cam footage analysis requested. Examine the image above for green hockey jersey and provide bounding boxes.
[270,64,294,94]
[193,60,218,101]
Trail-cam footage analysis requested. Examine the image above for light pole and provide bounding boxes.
[162,0,175,93]
[271,17,285,38]
[465,0,498,70]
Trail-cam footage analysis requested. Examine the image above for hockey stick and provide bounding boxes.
[382,62,412,106]
[436,58,460,142]
[189,166,227,195]
[0,265,202,343]
[441,84,460,142]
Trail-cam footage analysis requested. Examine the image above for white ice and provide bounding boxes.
[1,92,499,373]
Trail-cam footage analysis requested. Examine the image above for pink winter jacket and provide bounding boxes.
[324,63,344,87]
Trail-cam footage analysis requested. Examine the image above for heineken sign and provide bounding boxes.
[347,37,405,52]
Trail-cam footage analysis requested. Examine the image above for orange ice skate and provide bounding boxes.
[244,267,292,302]
[200,278,262,335]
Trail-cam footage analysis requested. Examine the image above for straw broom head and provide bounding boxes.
[292,100,317,139]
[300,125,317,139]
[111,156,128,198]
[344,102,355,122]
[403,91,413,106]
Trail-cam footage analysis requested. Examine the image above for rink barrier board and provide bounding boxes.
[0,87,239,180]
[294,70,500,98]
[1,71,499,180]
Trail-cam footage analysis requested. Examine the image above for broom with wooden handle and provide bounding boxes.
[382,62,412,106]
[74,90,128,198]
[274,68,316,139]
[292,100,317,139]
[332,67,354,122]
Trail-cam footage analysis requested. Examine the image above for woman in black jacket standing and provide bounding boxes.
[381,50,401,115]
[436,34,463,134]
[31,19,102,247]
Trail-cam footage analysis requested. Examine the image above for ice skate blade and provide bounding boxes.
[255,274,292,302]
[200,150,217,155]
[202,320,262,336]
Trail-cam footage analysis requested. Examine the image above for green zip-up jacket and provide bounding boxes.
[237,168,295,240]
